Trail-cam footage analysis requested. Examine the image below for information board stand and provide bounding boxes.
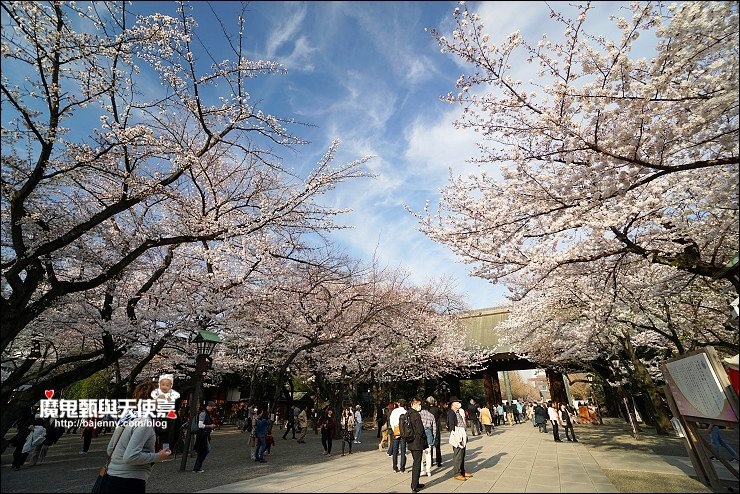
[660,347,739,491]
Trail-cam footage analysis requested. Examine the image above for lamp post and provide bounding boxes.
[179,330,221,472]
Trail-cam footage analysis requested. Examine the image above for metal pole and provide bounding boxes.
[179,356,206,471]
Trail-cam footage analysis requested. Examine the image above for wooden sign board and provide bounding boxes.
[662,349,739,426]
[660,346,739,490]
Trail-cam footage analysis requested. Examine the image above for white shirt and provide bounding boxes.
[354,410,362,424]
[547,406,560,423]
[389,406,407,428]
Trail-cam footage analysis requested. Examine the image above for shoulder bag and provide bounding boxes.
[91,425,125,494]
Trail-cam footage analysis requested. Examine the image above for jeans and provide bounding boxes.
[255,436,267,461]
[710,425,739,460]
[391,436,407,471]
[354,422,362,442]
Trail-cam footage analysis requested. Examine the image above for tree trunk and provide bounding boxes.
[483,369,502,405]
[623,337,672,435]
[546,368,568,405]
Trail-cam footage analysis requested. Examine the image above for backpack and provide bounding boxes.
[398,413,415,443]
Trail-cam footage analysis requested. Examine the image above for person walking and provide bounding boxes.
[447,396,472,481]
[318,408,337,456]
[384,402,396,456]
[297,405,309,443]
[548,401,562,442]
[28,418,60,466]
[419,399,437,478]
[708,424,739,462]
[534,402,548,433]
[407,397,428,493]
[282,404,296,440]
[340,407,355,456]
[496,403,504,426]
[353,405,363,444]
[80,421,95,454]
[560,404,578,442]
[254,410,269,463]
[99,382,172,493]
[389,399,408,473]
[13,420,45,470]
[466,399,481,435]
[426,397,443,468]
[480,403,493,435]
[376,404,385,439]
[235,403,247,432]
[193,401,217,472]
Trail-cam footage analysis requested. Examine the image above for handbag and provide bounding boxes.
[91,426,125,494]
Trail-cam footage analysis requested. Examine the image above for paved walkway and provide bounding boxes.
[197,422,664,493]
[3,419,735,493]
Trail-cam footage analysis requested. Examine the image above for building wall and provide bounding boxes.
[458,306,511,351]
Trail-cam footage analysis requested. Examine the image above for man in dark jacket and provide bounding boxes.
[466,399,481,435]
[534,402,548,433]
[407,397,429,493]
[426,396,443,467]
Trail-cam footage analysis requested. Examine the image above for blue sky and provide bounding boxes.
[128,1,634,310]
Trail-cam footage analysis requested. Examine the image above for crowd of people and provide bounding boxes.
[2,387,616,494]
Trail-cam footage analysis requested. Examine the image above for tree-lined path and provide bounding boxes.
[3,419,737,493]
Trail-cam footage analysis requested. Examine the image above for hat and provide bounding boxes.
[355,405,361,410]
[159,374,174,383]
[207,401,216,407]
[449,396,462,403]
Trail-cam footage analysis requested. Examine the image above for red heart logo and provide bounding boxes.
[167,410,177,419]
[44,390,54,399]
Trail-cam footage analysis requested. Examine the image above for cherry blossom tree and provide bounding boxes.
[1,1,371,439]
[417,1,738,299]
[496,257,738,434]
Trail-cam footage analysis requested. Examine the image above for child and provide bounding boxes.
[151,374,180,403]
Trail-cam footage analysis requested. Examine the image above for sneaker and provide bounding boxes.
[427,471,432,477]
[322,451,328,455]
[326,453,331,456]
[454,474,467,481]
[193,469,205,473]
[79,451,88,455]
[393,468,400,473]
[464,473,474,478]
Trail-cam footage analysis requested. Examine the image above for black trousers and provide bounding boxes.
[100,473,146,493]
[321,429,333,453]
[410,449,423,489]
[563,423,577,441]
[433,433,442,466]
[282,421,295,439]
[82,428,94,452]
[551,421,560,441]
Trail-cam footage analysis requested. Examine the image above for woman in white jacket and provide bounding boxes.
[13,420,46,470]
